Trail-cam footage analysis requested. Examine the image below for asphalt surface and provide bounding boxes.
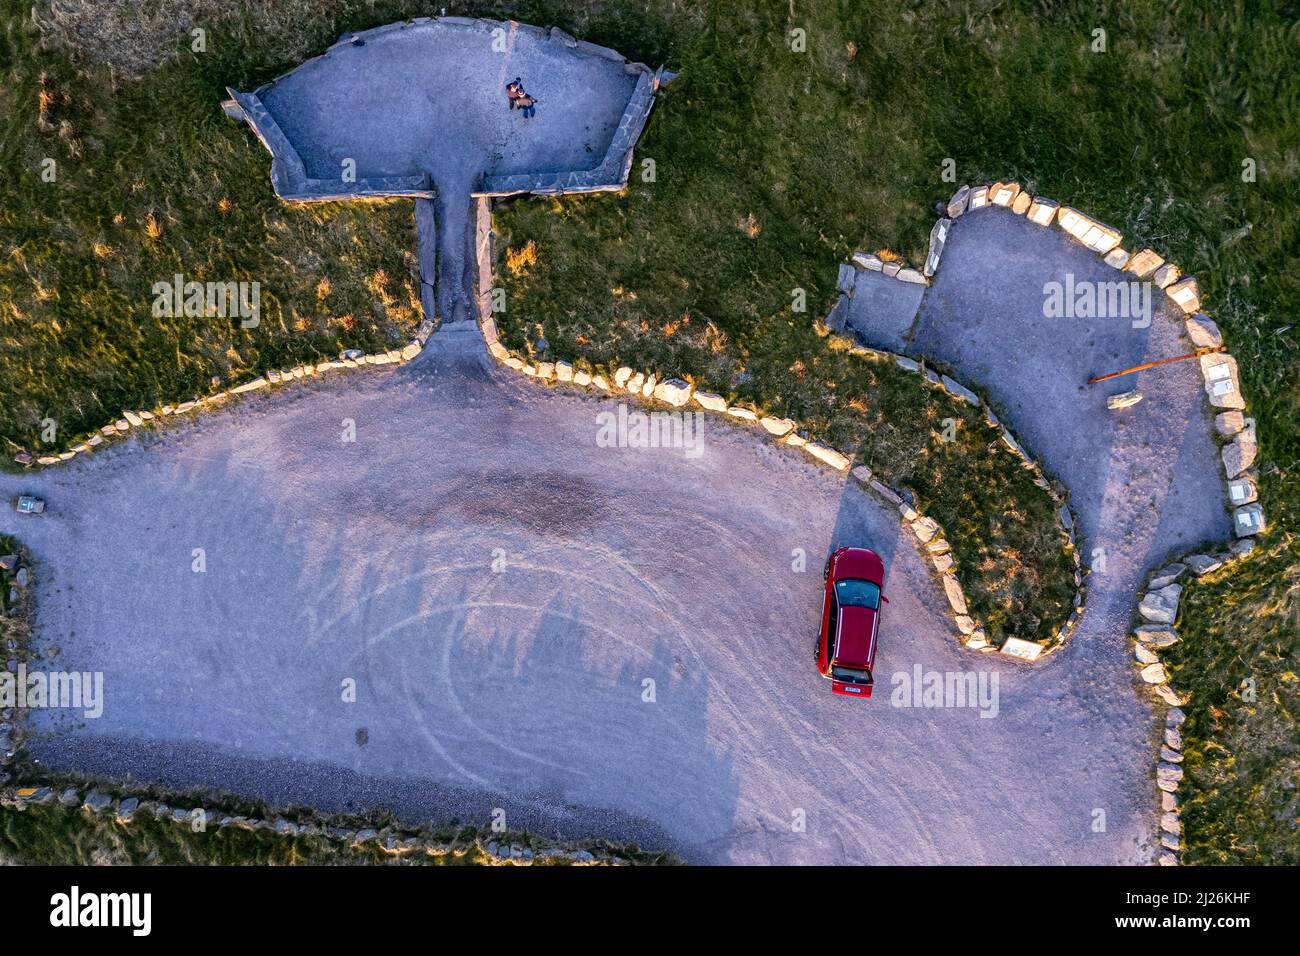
[3,330,1156,864]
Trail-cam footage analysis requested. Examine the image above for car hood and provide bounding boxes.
[835,548,884,584]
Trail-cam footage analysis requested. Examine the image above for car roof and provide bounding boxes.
[833,604,877,668]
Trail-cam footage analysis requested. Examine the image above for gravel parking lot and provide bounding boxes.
[2,333,1156,863]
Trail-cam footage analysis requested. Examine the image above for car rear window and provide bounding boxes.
[831,665,872,684]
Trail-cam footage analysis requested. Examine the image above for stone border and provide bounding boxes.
[473,199,1075,655]
[0,784,630,866]
[0,543,34,775]
[223,17,661,203]
[11,331,433,468]
[922,180,1265,865]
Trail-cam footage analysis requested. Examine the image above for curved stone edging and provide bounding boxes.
[474,195,1078,655]
[864,177,1265,866]
[474,321,1071,654]
[11,336,430,468]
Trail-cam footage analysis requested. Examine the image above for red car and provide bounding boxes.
[816,547,887,698]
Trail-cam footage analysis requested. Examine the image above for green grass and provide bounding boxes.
[2,0,1297,863]
[0,775,669,865]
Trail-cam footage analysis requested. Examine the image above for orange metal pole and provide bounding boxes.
[1087,346,1225,385]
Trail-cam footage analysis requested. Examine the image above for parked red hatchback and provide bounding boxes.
[816,547,887,698]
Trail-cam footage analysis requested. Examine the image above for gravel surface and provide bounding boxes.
[1,331,1156,864]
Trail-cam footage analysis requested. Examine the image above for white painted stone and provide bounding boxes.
[805,442,850,471]
[653,378,692,406]
[1106,389,1143,409]
[692,391,727,412]
[759,416,795,437]
[1141,662,1169,684]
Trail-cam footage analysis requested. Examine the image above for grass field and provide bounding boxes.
[1,0,1296,863]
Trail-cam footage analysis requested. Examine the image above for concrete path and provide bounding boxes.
[844,269,925,352]
[257,19,638,327]
[2,337,1154,864]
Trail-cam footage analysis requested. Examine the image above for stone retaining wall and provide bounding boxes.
[225,17,660,203]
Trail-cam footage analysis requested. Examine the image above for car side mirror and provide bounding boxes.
[881,595,890,604]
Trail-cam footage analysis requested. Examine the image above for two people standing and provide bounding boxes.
[506,77,538,118]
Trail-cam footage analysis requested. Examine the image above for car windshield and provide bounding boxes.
[831,665,872,684]
[835,578,880,609]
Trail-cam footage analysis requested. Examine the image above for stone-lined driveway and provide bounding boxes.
[1,329,1155,864]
